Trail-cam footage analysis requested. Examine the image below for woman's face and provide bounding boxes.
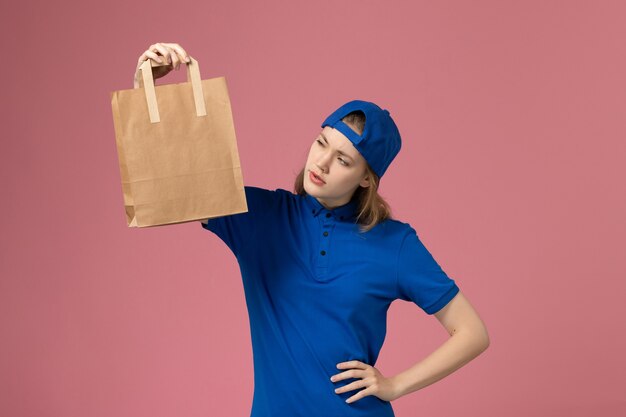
[303,126,370,209]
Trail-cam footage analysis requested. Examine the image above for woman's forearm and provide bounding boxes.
[391,329,489,399]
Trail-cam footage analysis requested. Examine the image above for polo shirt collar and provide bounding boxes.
[303,193,359,222]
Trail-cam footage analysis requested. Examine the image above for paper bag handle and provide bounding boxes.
[135,56,207,123]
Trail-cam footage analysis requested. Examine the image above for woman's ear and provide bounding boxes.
[359,174,370,188]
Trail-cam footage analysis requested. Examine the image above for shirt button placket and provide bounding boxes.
[316,211,333,277]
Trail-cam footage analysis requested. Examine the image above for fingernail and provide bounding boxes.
[185,57,190,62]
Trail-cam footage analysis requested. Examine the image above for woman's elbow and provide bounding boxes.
[477,324,490,352]
[463,321,490,353]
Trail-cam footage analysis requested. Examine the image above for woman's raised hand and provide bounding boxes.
[133,42,191,87]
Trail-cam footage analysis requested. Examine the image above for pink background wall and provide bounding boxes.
[2,1,625,416]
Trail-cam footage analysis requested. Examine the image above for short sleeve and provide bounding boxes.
[396,227,460,314]
[200,186,277,256]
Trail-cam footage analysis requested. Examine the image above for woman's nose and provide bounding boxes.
[315,160,329,173]
[316,151,332,170]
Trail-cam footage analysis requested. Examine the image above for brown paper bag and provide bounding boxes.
[110,57,248,227]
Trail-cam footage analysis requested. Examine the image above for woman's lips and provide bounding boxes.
[309,170,326,185]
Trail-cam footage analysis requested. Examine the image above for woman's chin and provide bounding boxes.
[304,181,320,196]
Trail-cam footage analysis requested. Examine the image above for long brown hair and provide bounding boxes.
[293,110,394,233]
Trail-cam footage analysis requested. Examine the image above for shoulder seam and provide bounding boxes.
[395,227,412,299]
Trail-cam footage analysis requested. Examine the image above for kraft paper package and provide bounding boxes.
[110,57,248,227]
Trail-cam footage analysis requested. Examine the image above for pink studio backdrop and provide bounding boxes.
[1,1,625,416]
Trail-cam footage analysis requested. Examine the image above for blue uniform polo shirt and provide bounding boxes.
[201,185,460,417]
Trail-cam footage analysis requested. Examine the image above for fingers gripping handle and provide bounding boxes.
[136,56,207,123]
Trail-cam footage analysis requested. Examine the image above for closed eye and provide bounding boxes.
[316,139,349,166]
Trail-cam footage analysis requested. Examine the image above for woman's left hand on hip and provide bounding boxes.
[330,360,400,403]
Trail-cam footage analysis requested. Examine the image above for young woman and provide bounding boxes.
[136,43,490,417]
